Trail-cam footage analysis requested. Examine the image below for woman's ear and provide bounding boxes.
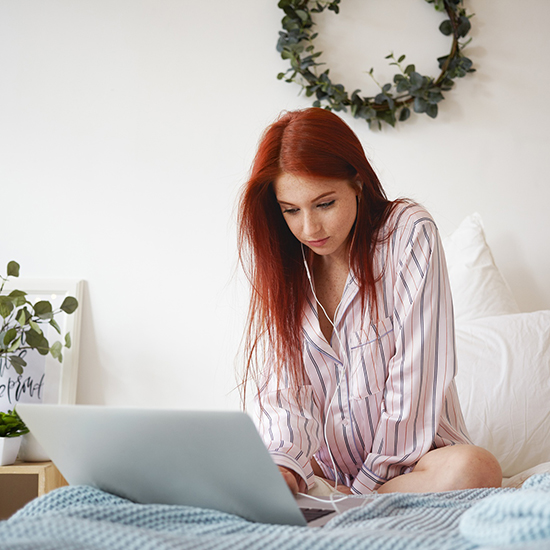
[353,175,363,196]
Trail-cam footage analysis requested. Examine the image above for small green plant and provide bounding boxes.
[0,261,79,375]
[0,409,29,438]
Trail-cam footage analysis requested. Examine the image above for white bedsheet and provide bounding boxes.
[502,461,550,489]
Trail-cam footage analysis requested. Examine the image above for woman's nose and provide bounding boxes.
[302,212,320,237]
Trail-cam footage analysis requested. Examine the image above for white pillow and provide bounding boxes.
[455,310,550,477]
[443,213,520,322]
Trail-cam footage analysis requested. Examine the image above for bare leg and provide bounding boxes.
[378,445,502,494]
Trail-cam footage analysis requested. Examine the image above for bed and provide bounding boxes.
[0,213,549,549]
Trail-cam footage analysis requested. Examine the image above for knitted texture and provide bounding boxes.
[0,476,548,549]
[460,474,550,546]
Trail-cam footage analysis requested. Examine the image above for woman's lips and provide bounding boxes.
[307,237,329,247]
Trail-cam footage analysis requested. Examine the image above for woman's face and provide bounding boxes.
[273,172,360,261]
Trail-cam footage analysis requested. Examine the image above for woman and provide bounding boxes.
[237,108,501,495]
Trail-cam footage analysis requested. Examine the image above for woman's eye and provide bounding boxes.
[283,207,299,215]
[317,200,335,209]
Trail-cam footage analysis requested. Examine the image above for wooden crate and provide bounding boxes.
[0,461,68,519]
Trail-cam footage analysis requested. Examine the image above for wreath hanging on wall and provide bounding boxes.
[276,0,475,129]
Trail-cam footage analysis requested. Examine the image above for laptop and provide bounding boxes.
[17,404,370,527]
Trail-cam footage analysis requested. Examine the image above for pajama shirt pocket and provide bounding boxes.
[348,316,395,399]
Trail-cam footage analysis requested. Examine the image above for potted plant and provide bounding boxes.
[0,260,79,462]
[0,409,29,465]
[0,260,79,375]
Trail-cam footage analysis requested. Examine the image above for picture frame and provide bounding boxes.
[0,279,84,411]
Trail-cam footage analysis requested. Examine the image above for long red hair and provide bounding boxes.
[238,108,397,404]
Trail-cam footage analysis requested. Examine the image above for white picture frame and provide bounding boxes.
[0,279,84,410]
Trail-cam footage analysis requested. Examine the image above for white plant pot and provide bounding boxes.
[18,432,50,462]
[0,436,22,466]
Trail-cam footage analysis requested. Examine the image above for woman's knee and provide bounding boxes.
[443,445,502,490]
[467,445,502,488]
[415,444,502,491]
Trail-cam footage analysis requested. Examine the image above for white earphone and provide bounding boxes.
[300,243,363,489]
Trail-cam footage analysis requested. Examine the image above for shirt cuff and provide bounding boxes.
[351,466,387,494]
[269,451,315,492]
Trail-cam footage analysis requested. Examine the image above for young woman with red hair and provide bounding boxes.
[238,108,501,496]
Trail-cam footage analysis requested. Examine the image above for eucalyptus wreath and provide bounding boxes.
[277,0,475,128]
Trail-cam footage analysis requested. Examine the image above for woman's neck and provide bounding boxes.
[311,252,350,343]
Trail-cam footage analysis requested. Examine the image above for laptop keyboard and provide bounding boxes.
[300,507,335,523]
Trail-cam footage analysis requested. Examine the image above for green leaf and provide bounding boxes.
[8,290,27,307]
[459,56,474,72]
[29,320,42,334]
[8,336,22,353]
[374,93,387,105]
[380,109,396,128]
[3,328,18,346]
[413,97,428,113]
[395,78,411,93]
[16,307,30,326]
[350,89,362,103]
[25,328,41,347]
[357,106,377,121]
[397,54,406,63]
[439,20,453,36]
[428,90,444,104]
[0,409,29,436]
[34,300,53,320]
[65,332,72,349]
[25,329,50,355]
[8,355,26,375]
[9,355,26,368]
[437,55,449,70]
[7,261,20,277]
[399,107,411,122]
[410,72,425,90]
[426,103,439,118]
[50,318,61,334]
[457,16,471,38]
[50,341,63,360]
[439,77,455,90]
[404,64,415,76]
[0,296,14,319]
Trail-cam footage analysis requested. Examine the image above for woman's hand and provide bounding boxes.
[278,466,303,495]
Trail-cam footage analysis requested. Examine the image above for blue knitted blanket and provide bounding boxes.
[1,474,549,549]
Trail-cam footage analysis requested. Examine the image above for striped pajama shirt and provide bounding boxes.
[255,203,472,494]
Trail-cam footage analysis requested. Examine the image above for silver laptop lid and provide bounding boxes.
[17,404,307,527]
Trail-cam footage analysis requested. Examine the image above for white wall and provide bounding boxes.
[1,1,548,410]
